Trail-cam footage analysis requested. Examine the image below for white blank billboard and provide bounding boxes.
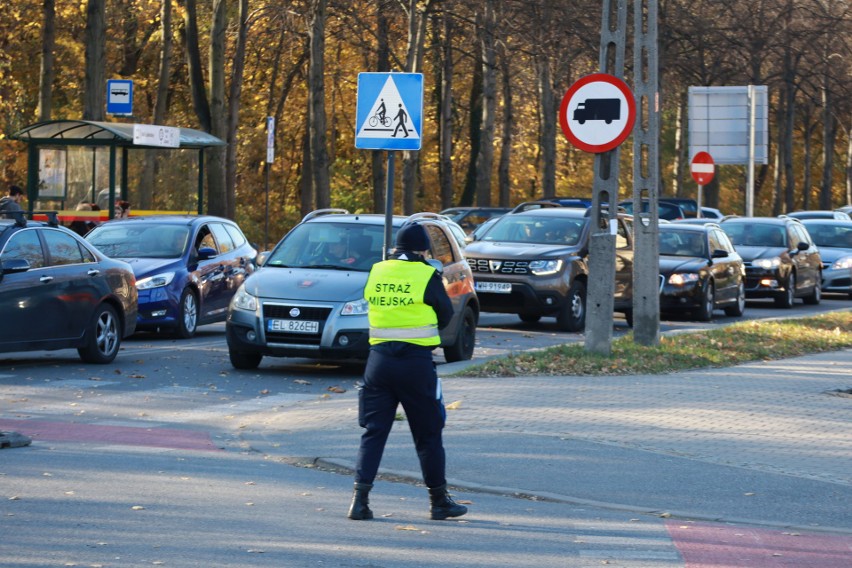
[688,86,768,165]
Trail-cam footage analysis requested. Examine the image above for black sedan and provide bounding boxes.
[720,216,822,308]
[658,223,745,321]
[86,215,256,338]
[0,213,137,363]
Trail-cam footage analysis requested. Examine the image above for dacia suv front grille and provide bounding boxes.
[467,258,530,275]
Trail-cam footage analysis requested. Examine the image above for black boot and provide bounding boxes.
[347,482,374,520]
[428,484,467,520]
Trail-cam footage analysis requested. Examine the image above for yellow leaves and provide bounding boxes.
[327,386,346,394]
[445,400,462,410]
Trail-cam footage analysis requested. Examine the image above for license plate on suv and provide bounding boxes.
[474,281,512,294]
[267,319,320,333]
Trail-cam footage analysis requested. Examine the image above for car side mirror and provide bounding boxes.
[711,249,729,259]
[256,251,269,266]
[197,246,218,260]
[1,258,31,275]
[796,241,809,251]
[426,258,444,275]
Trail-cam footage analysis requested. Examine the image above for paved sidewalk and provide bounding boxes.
[240,348,852,533]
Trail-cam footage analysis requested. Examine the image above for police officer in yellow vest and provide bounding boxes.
[348,222,468,521]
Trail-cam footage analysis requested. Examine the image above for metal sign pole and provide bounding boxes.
[383,151,395,260]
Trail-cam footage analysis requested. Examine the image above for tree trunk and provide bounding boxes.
[308,0,330,210]
[460,38,483,207]
[497,30,512,208]
[140,0,174,210]
[299,100,314,217]
[37,0,55,122]
[537,53,555,199]
[401,0,434,214]
[180,0,212,132]
[672,94,685,197]
[83,0,105,121]
[206,0,228,217]
[820,70,836,210]
[225,0,249,219]
[474,1,497,207]
[437,11,454,211]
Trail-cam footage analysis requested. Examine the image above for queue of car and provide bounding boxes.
[2,201,852,367]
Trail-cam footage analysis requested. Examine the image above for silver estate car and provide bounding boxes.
[225,210,479,369]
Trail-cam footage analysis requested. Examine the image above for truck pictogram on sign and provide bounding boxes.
[573,98,621,124]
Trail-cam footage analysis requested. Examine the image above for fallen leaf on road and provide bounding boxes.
[445,400,462,410]
[131,505,145,510]
[294,379,311,385]
[328,386,346,393]
[260,389,270,395]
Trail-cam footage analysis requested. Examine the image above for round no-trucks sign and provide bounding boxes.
[690,151,715,185]
[559,73,636,153]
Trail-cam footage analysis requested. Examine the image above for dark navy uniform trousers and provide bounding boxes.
[355,341,446,488]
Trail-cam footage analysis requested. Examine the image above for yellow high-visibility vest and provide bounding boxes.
[365,260,440,346]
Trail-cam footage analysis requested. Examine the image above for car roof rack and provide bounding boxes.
[4,210,60,228]
[301,208,349,223]
[509,201,562,213]
[407,212,450,223]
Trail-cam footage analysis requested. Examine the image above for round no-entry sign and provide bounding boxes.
[690,152,715,185]
[559,73,636,153]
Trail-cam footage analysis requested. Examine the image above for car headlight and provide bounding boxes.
[752,257,782,269]
[231,285,258,312]
[667,273,700,286]
[341,298,369,316]
[135,272,175,290]
[831,256,852,270]
[529,259,562,276]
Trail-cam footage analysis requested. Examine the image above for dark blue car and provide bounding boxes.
[87,215,256,337]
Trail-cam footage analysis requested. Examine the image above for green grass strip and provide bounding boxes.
[455,311,852,377]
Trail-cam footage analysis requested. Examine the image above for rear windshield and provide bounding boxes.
[722,223,787,248]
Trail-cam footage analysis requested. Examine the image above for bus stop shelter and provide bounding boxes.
[11,120,225,219]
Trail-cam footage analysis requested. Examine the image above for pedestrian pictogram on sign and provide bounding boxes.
[559,73,635,154]
[690,151,715,185]
[355,73,423,151]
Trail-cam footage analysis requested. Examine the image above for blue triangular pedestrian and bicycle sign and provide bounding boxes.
[355,72,423,151]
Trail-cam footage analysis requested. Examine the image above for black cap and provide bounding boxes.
[395,223,430,251]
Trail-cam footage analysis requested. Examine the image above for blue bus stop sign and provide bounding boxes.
[355,73,423,151]
[106,80,134,116]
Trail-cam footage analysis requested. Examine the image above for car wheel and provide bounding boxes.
[77,303,121,364]
[803,275,821,305]
[519,314,541,323]
[774,273,795,308]
[724,281,746,317]
[176,288,198,338]
[229,349,262,370]
[695,281,715,322]
[556,280,586,332]
[443,305,476,363]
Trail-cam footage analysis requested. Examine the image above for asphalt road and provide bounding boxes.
[1,298,850,567]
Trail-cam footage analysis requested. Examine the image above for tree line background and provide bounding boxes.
[0,0,850,246]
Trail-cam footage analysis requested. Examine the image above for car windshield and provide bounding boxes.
[722,223,787,248]
[659,230,707,257]
[483,215,586,245]
[87,224,190,258]
[265,222,385,271]
[802,223,852,249]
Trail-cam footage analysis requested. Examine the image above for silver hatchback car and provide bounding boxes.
[225,210,479,368]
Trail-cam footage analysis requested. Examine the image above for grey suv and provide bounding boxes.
[463,207,634,331]
[225,210,479,368]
